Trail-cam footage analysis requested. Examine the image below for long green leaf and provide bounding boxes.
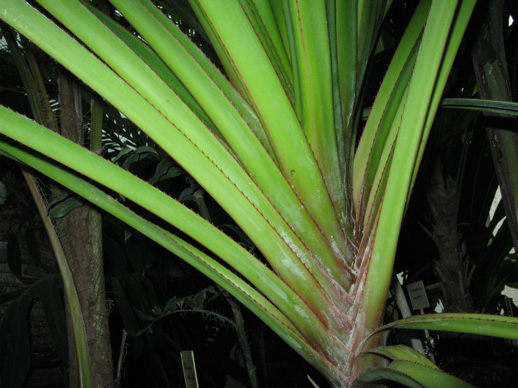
[410,0,479,200]
[334,1,391,208]
[22,168,92,388]
[238,0,293,102]
[108,0,353,290]
[0,105,355,367]
[1,0,354,326]
[441,98,518,117]
[85,2,219,137]
[353,0,429,230]
[357,0,475,337]
[372,313,518,340]
[63,0,350,303]
[361,345,438,369]
[0,107,319,336]
[0,135,349,380]
[189,0,348,256]
[285,0,347,235]
[357,360,475,388]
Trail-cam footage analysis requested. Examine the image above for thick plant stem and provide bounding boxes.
[427,162,474,313]
[57,71,114,388]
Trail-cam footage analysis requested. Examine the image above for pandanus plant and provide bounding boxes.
[1,0,518,387]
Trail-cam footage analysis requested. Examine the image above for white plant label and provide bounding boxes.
[407,280,430,311]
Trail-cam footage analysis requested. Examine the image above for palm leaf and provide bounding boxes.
[0,0,488,386]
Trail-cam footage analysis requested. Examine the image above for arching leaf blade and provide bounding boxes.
[357,360,475,388]
[109,0,351,287]
[374,313,518,340]
[360,345,438,369]
[0,134,348,370]
[189,0,348,256]
[0,109,335,342]
[441,98,518,117]
[3,0,351,317]
[356,0,472,344]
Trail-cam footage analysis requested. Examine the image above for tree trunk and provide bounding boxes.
[57,71,115,387]
[427,162,474,313]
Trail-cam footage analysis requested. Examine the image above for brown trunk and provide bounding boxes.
[427,162,474,313]
[57,71,115,387]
